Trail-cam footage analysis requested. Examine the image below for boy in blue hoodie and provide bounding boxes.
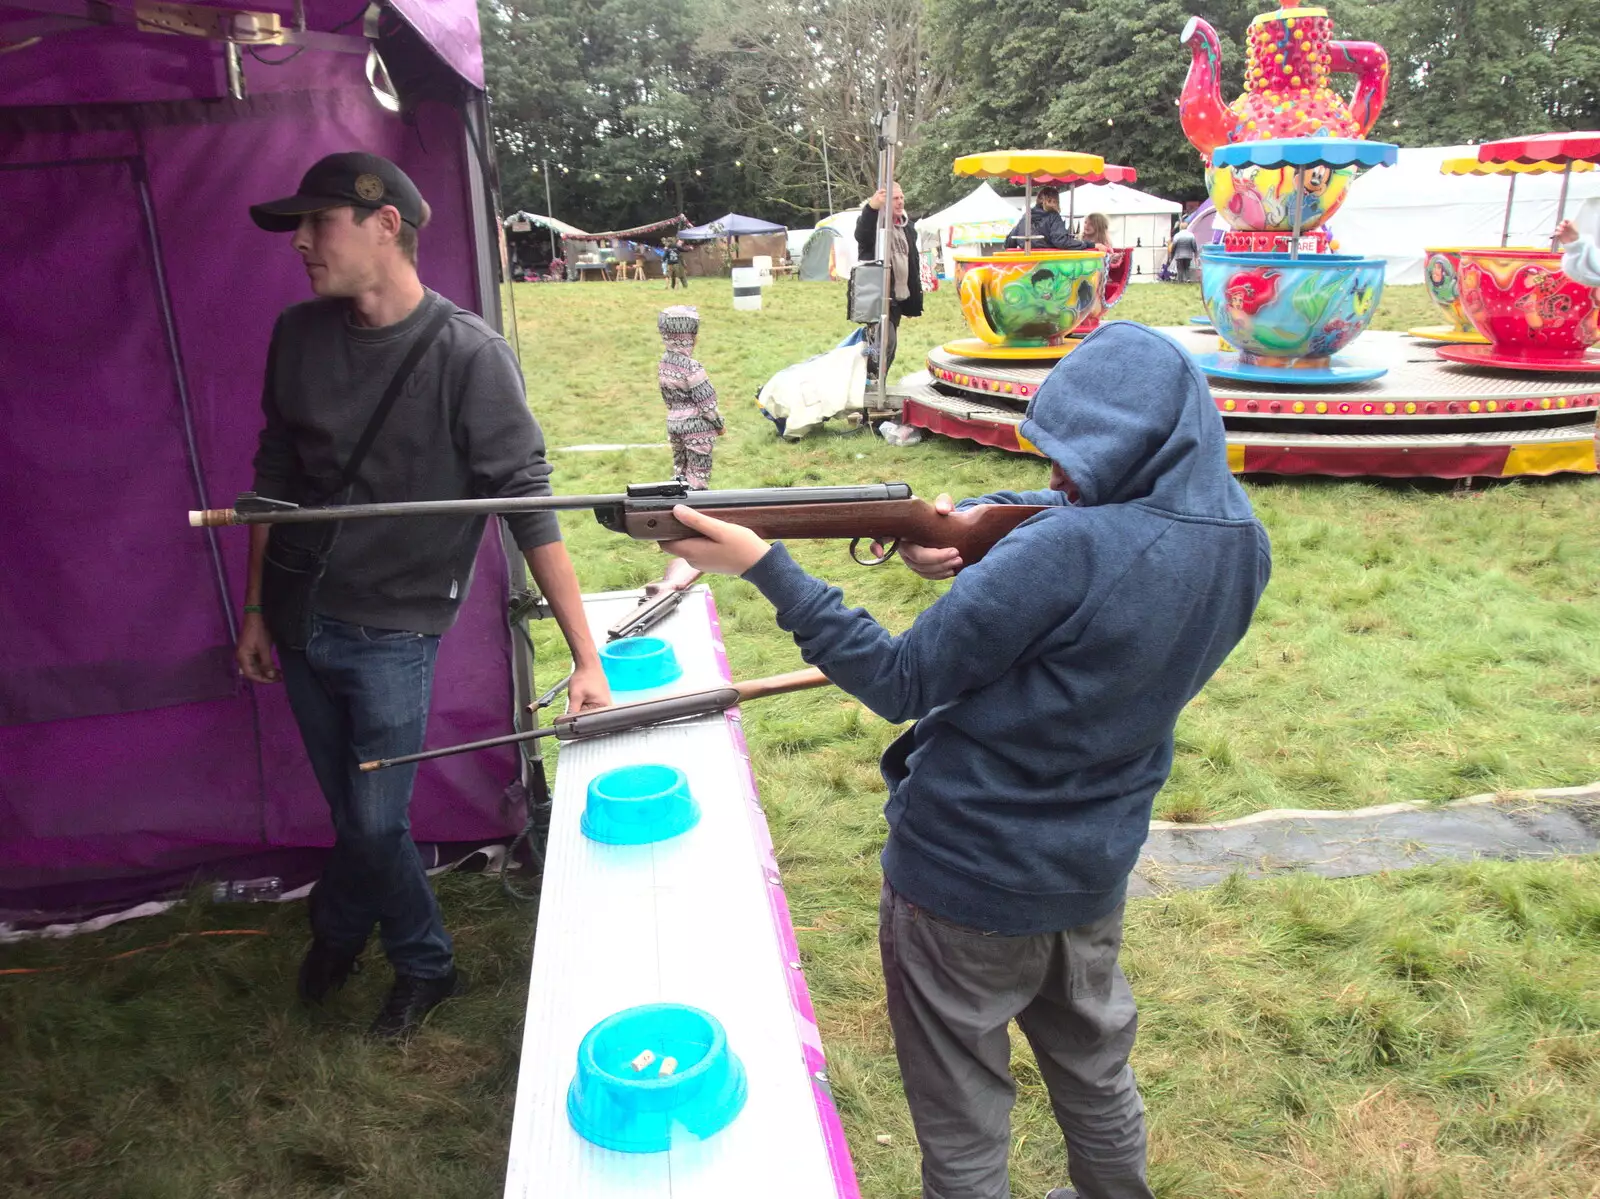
[664,322,1270,1199]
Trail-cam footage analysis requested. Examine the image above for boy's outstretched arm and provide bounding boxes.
[660,505,1083,725]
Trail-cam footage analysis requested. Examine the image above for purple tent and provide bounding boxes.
[0,2,534,927]
[679,212,787,241]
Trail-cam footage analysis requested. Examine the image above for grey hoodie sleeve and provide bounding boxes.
[454,338,561,551]
[741,519,1084,725]
[250,316,299,501]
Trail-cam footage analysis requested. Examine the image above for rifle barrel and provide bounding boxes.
[190,484,911,528]
[360,666,832,772]
[190,492,627,527]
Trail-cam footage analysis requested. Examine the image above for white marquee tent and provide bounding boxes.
[919,182,1022,276]
[1316,145,1600,285]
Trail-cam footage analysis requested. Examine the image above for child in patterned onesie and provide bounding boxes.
[657,305,724,489]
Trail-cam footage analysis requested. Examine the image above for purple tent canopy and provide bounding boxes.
[679,212,787,241]
[0,2,534,927]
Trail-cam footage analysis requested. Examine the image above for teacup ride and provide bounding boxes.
[945,149,1112,361]
[1434,131,1600,374]
[1005,161,1139,335]
[1412,156,1596,345]
[1196,137,1399,385]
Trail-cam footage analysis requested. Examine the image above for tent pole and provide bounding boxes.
[820,128,834,215]
[542,159,557,258]
[876,106,899,413]
[1289,166,1305,261]
[1501,173,1516,248]
[1552,162,1572,249]
[1024,176,1033,244]
[1068,183,1075,225]
[132,153,244,740]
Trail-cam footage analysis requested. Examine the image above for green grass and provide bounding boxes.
[517,278,1600,821]
[4,862,1596,1196]
[3,279,1597,1197]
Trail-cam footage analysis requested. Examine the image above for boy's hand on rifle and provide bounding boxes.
[879,493,965,580]
[663,505,771,576]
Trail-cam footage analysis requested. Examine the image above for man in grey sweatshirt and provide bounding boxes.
[238,153,609,1039]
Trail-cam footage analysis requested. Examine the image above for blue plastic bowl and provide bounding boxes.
[580,764,700,845]
[567,1003,748,1153]
[599,636,682,693]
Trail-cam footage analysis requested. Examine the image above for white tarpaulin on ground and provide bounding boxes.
[1002,182,1182,281]
[757,344,868,438]
[1328,145,1600,285]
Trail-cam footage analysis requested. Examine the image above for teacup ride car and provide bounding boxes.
[1434,132,1600,374]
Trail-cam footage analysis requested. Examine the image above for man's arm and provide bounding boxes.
[456,338,611,711]
[856,199,882,259]
[237,525,279,683]
[238,318,290,684]
[524,541,607,711]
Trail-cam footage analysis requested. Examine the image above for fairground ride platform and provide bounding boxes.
[894,329,1600,479]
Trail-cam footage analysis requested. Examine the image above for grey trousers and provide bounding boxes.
[879,882,1155,1199]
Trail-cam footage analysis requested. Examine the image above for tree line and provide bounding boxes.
[481,0,1600,231]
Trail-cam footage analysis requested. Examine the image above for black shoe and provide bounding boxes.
[368,967,465,1041]
[297,938,364,1004]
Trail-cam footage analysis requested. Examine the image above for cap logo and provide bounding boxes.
[354,173,386,202]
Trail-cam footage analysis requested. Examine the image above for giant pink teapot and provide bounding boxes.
[1180,7,1389,234]
[1180,6,1388,158]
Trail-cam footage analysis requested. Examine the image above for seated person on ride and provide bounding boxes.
[1078,211,1113,252]
[1004,186,1099,251]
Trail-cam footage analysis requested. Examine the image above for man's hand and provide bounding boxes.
[566,662,612,713]
[873,493,965,580]
[867,188,886,211]
[660,505,771,576]
[1555,219,1579,246]
[236,613,280,684]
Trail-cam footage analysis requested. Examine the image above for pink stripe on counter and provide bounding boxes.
[704,590,862,1199]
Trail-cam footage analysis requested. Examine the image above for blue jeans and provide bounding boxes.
[278,615,452,979]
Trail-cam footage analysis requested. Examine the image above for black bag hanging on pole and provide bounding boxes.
[847,260,886,324]
[261,303,455,652]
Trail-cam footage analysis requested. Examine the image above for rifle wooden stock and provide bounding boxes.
[622,499,1047,563]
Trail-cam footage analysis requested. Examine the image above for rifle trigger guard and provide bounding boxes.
[850,536,899,566]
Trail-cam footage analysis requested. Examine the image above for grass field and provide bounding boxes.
[2,279,1597,1198]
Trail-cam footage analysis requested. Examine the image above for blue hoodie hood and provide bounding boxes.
[1020,322,1255,521]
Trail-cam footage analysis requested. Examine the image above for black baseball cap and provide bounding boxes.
[250,152,426,233]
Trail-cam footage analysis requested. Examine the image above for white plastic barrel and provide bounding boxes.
[751,255,773,286]
[731,266,761,311]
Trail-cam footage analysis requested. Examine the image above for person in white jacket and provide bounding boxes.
[1555,220,1600,287]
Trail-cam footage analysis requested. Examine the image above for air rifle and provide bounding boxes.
[359,666,831,772]
[189,481,1047,567]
